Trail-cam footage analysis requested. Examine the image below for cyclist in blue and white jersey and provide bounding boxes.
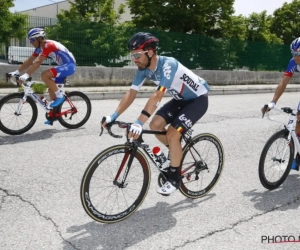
[263,37,300,171]
[102,32,210,195]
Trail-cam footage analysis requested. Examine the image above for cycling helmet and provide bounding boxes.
[27,28,46,40]
[290,37,300,51]
[128,32,158,50]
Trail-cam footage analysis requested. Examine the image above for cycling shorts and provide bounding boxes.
[49,62,76,84]
[155,94,208,134]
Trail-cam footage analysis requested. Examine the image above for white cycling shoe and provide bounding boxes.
[157,181,179,195]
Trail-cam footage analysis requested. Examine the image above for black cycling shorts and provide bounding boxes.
[155,94,208,134]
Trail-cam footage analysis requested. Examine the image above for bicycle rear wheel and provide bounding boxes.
[80,145,151,224]
[179,133,224,199]
[258,129,294,190]
[57,91,91,129]
[0,93,37,135]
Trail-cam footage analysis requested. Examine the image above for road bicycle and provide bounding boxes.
[80,120,224,224]
[0,74,92,135]
[259,105,299,190]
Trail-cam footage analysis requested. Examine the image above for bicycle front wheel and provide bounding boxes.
[80,145,151,224]
[57,91,91,129]
[0,93,37,135]
[179,133,224,199]
[258,129,294,190]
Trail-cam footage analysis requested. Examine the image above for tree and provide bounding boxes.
[126,0,235,69]
[270,0,300,44]
[0,0,27,56]
[127,0,235,37]
[235,11,284,71]
[47,0,134,66]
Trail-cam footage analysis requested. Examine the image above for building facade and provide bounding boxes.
[17,0,132,22]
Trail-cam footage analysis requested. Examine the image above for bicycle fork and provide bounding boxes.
[113,146,138,188]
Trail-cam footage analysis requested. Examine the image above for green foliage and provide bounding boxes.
[0,0,27,50]
[46,0,134,66]
[127,0,235,37]
[18,83,47,94]
[270,0,300,44]
[32,83,48,94]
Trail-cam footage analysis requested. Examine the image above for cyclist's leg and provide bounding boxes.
[157,94,208,195]
[43,63,76,107]
[150,99,183,146]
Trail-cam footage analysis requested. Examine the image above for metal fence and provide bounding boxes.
[7,15,292,71]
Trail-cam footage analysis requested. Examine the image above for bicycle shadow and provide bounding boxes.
[243,174,300,212]
[63,194,215,250]
[0,127,84,145]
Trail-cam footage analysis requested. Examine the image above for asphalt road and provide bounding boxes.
[1,92,300,250]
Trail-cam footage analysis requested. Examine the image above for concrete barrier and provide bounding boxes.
[1,64,300,87]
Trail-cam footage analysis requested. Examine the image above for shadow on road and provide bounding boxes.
[63,194,215,250]
[0,127,84,145]
[243,174,300,212]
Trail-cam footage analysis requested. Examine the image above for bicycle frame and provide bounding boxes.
[13,80,77,119]
[109,126,198,186]
[266,106,300,160]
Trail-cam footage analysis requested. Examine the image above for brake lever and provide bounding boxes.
[262,104,269,118]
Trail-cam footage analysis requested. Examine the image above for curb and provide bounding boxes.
[0,87,300,100]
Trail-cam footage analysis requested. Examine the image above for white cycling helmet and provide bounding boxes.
[27,28,46,41]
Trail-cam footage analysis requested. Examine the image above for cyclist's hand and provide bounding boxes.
[101,112,119,129]
[19,73,30,82]
[261,101,275,118]
[128,123,143,139]
[101,115,115,129]
[8,70,20,78]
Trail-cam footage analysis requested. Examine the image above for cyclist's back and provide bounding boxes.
[33,39,76,65]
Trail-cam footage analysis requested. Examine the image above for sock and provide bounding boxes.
[168,166,180,183]
[55,89,63,98]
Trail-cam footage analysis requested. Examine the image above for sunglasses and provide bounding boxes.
[292,51,300,56]
[29,38,36,43]
[130,50,148,59]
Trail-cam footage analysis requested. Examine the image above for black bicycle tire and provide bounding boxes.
[80,144,151,224]
[57,91,91,129]
[258,129,294,190]
[179,133,224,199]
[0,93,38,135]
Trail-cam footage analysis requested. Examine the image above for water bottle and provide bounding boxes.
[152,146,169,171]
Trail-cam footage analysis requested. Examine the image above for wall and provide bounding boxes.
[1,65,299,87]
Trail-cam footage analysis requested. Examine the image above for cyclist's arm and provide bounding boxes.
[115,89,138,115]
[25,55,47,76]
[17,55,36,72]
[136,90,164,124]
[271,75,291,103]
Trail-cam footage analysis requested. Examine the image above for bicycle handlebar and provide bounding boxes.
[262,105,296,121]
[6,73,32,87]
[100,117,131,138]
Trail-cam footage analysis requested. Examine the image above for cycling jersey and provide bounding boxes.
[131,56,210,100]
[32,40,76,65]
[32,40,76,84]
[284,57,300,77]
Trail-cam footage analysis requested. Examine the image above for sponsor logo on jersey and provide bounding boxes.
[168,89,183,100]
[179,114,193,128]
[162,62,171,79]
[180,73,199,91]
[167,111,173,118]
